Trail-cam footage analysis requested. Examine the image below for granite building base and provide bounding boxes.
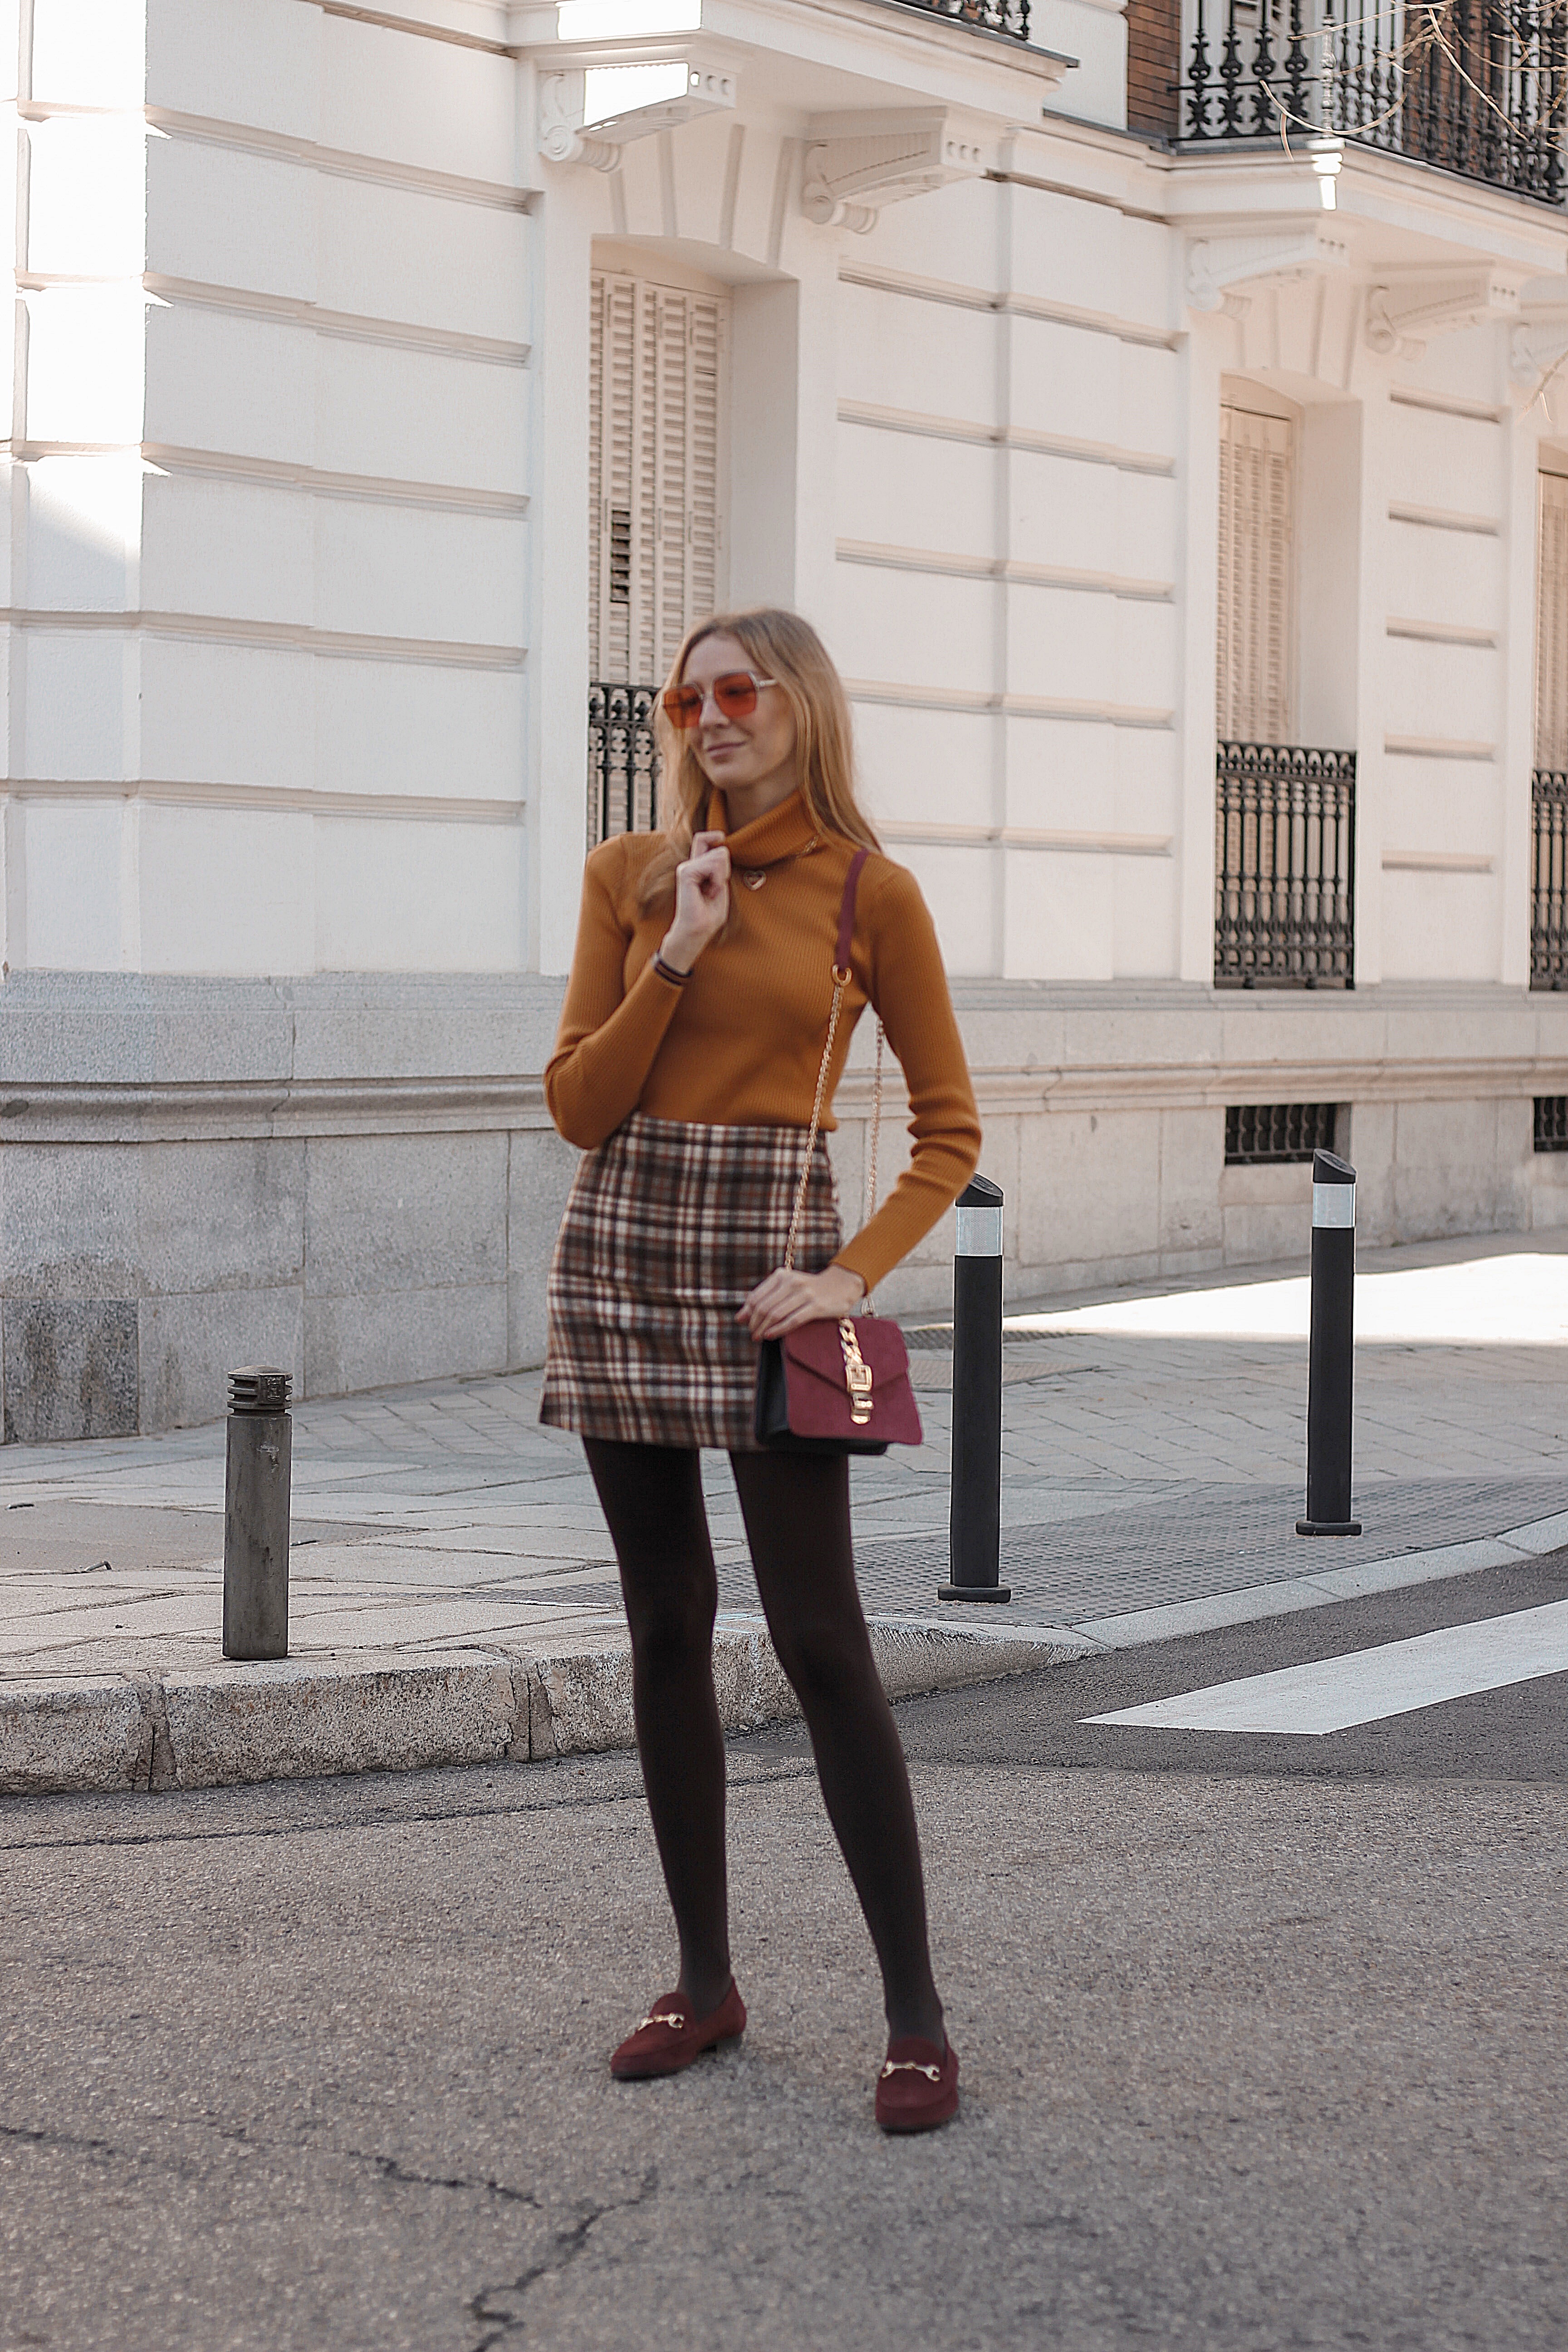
[3,972,1566,1442]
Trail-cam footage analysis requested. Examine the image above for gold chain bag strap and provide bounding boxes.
[754,849,922,1455]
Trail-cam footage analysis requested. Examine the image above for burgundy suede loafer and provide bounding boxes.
[609,1980,747,2080]
[875,2034,960,2133]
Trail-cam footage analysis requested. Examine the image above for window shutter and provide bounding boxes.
[686,293,722,659]
[588,271,726,690]
[589,271,637,685]
[1536,470,1568,772]
[1216,406,1294,745]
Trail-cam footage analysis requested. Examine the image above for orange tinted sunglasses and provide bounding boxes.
[662,670,779,729]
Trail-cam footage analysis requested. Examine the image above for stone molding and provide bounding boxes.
[1364,270,1525,361]
[537,62,736,170]
[4,976,1566,1142]
[0,1079,552,1145]
[6,1049,1568,1144]
[801,109,985,233]
[963,1054,1568,1118]
[1186,224,1350,319]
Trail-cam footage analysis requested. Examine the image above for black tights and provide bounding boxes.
[583,1437,944,2043]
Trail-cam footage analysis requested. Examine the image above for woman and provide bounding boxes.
[541,608,981,2132]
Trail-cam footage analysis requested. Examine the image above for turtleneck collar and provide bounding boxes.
[705,787,819,869]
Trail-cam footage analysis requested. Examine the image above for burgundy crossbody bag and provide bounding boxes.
[752,849,923,1456]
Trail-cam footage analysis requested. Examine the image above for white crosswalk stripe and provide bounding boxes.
[1085,1600,1568,1735]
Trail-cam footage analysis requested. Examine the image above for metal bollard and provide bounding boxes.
[223,1367,293,1659]
[1296,1149,1362,1537]
[939,1174,1011,1603]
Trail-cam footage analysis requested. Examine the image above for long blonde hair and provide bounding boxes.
[636,608,880,914]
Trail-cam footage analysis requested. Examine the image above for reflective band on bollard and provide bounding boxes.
[939,1174,1011,1604]
[223,1366,294,1660]
[1297,1149,1361,1539]
[956,1202,1004,1257]
[1312,1181,1356,1229]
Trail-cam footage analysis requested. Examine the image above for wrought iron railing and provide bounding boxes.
[588,682,660,848]
[1532,769,1568,986]
[1215,743,1356,987]
[1181,0,1568,204]
[879,0,1032,37]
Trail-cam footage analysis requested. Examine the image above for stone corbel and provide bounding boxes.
[1365,271,1524,361]
[539,63,735,170]
[1511,308,1568,389]
[1187,226,1349,319]
[801,110,984,235]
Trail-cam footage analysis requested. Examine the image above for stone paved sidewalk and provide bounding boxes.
[4,1228,1566,1701]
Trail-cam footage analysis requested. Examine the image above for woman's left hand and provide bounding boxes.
[738,1263,867,1341]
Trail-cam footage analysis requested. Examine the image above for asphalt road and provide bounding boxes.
[3,1557,1566,2352]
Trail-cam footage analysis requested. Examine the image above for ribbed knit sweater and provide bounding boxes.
[544,789,982,1292]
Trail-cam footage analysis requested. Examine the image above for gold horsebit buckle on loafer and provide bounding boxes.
[638,2009,688,2032]
[880,2058,943,2082]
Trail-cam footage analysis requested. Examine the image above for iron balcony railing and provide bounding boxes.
[1532,769,1568,986]
[1181,0,1568,204]
[878,0,1032,37]
[1215,743,1356,988]
[588,682,661,848]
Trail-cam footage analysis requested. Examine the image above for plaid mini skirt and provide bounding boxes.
[539,1112,843,1451]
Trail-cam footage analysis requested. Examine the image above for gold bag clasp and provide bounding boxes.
[838,1318,874,1425]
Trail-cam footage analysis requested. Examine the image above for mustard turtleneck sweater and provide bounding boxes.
[544,790,982,1292]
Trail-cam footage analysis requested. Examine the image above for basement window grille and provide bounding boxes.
[1225,1102,1338,1166]
[1534,1096,1568,1152]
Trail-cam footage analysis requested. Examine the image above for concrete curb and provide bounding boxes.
[5,1508,1564,1799]
[0,1615,1088,1798]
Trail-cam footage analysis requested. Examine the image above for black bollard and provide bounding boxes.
[223,1367,293,1659]
[939,1174,1011,1603]
[1296,1149,1362,1537]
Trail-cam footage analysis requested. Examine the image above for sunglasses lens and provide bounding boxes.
[662,685,704,728]
[713,673,760,720]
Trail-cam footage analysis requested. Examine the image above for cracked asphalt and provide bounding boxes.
[3,1563,1566,2352]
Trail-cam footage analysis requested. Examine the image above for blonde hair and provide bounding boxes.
[636,608,879,914]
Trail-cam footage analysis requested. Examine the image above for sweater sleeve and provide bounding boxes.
[831,864,982,1294]
[544,843,686,1149]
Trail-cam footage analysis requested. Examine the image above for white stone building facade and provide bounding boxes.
[4,0,1568,1440]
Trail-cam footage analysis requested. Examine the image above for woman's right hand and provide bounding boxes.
[660,831,730,973]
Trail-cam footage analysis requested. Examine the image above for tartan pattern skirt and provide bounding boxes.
[540,1112,843,1451]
